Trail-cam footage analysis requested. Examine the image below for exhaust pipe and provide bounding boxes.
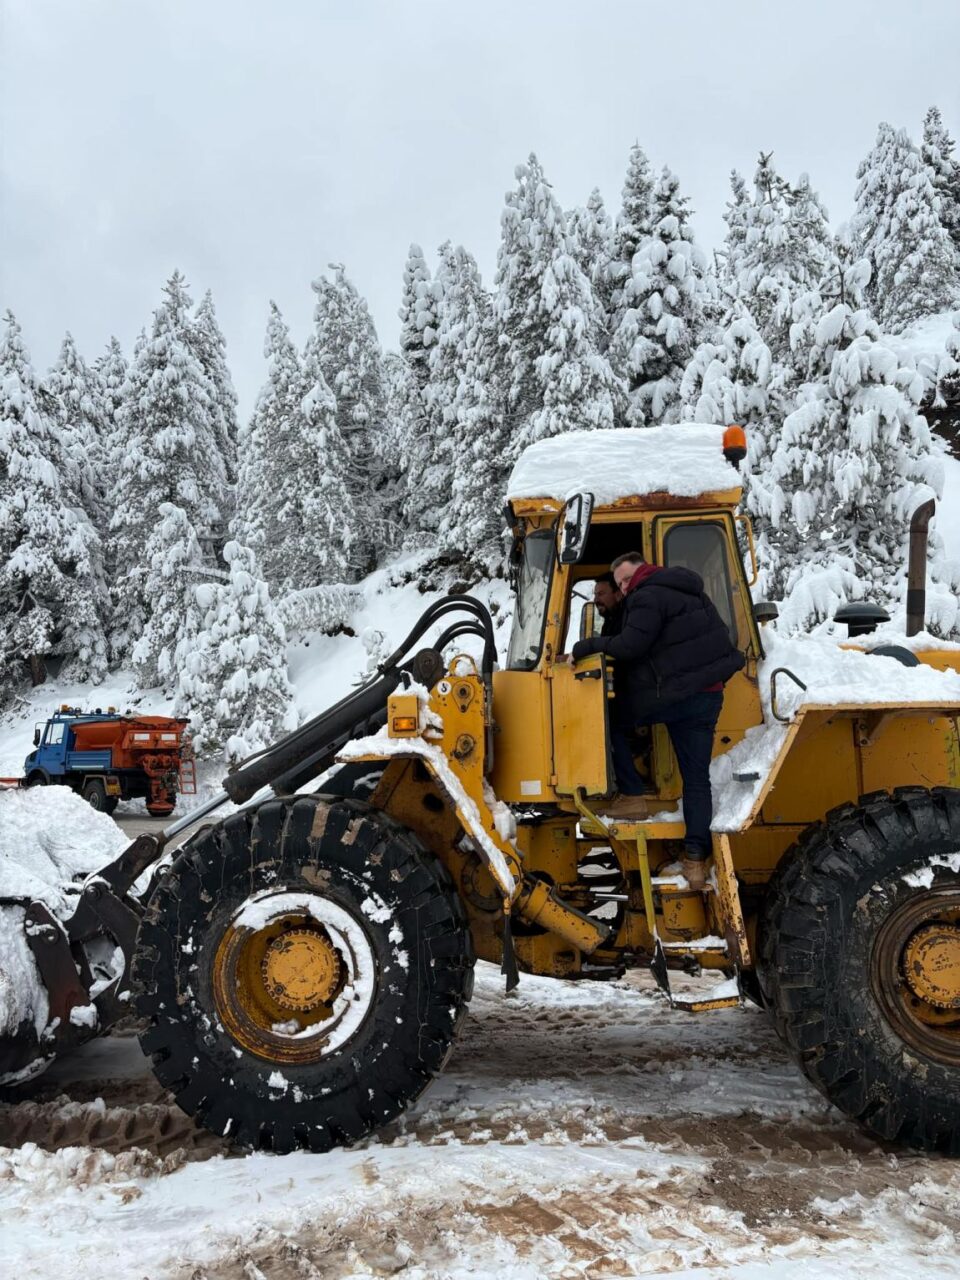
[906,498,936,637]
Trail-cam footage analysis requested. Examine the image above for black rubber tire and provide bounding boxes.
[132,795,474,1154]
[103,796,119,816]
[81,778,108,811]
[757,786,960,1153]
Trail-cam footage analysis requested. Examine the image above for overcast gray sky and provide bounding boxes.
[2,0,958,417]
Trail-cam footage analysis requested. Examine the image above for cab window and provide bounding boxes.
[662,522,736,642]
[45,722,65,747]
[506,531,555,670]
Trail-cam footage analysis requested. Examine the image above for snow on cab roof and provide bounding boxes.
[506,424,742,506]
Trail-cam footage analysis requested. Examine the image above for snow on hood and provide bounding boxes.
[506,424,742,505]
[0,787,127,917]
[711,630,960,832]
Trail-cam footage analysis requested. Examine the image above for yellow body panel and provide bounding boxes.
[550,655,612,796]
[490,669,555,804]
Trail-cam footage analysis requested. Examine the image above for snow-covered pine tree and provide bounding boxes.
[606,143,654,343]
[496,154,622,454]
[0,312,107,693]
[397,244,445,539]
[417,243,491,547]
[762,250,954,630]
[679,301,781,589]
[45,333,107,530]
[609,166,708,425]
[736,154,836,372]
[235,301,295,560]
[568,189,614,320]
[787,173,835,297]
[308,265,394,572]
[922,106,960,261]
[192,290,239,531]
[176,541,296,762]
[398,244,440,391]
[720,170,750,295]
[131,502,205,692]
[240,302,355,592]
[680,301,773,430]
[95,336,128,481]
[851,123,959,331]
[275,340,355,590]
[437,283,509,573]
[109,271,224,660]
[932,308,960,449]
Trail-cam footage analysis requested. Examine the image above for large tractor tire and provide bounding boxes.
[758,786,960,1153]
[132,795,474,1154]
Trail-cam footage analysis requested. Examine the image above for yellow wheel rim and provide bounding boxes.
[211,893,377,1066]
[872,886,960,1067]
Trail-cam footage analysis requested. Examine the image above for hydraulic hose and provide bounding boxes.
[221,594,497,805]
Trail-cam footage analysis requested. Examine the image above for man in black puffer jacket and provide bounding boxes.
[571,551,745,885]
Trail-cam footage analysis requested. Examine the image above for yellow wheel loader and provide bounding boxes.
[3,423,960,1156]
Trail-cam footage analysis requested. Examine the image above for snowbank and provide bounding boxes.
[506,424,741,504]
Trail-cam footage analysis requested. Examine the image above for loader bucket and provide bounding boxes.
[0,788,160,1090]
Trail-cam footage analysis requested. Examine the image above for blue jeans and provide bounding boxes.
[612,690,724,858]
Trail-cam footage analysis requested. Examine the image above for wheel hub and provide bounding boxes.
[261,928,343,1011]
[872,883,960,1068]
[903,922,960,1010]
[212,893,378,1066]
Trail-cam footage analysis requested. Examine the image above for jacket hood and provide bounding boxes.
[634,565,704,596]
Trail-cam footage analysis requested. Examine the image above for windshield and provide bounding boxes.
[507,531,555,670]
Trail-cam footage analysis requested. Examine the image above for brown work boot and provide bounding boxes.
[600,793,649,819]
[680,855,709,891]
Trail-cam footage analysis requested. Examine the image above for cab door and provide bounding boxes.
[652,513,765,750]
[550,653,613,797]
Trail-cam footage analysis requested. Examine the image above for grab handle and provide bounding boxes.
[769,667,808,723]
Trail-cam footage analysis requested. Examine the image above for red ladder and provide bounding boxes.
[179,754,197,795]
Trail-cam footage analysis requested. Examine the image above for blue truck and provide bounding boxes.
[15,706,195,815]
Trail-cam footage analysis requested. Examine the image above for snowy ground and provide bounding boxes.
[2,963,958,1279]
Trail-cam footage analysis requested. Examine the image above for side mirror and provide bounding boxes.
[579,602,597,641]
[33,728,41,747]
[558,492,594,565]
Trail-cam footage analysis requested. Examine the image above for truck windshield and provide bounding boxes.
[507,531,555,670]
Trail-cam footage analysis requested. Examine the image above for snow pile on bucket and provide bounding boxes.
[0,787,127,917]
[0,789,127,1047]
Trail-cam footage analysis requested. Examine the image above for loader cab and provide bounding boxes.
[495,424,765,810]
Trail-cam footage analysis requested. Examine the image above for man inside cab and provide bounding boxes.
[571,551,745,887]
[593,572,623,637]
